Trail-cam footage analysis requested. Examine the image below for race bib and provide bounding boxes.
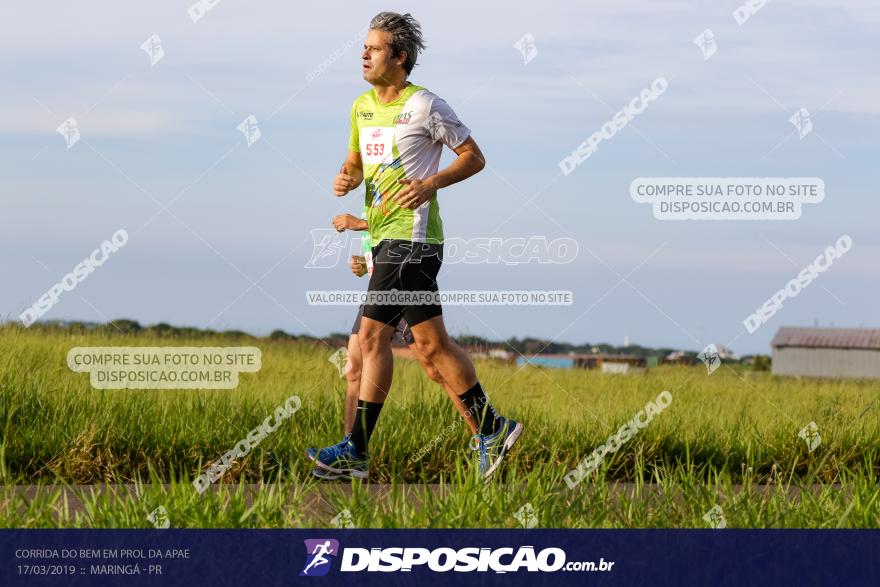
[360,126,395,164]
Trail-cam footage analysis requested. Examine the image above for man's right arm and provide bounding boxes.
[333,150,364,196]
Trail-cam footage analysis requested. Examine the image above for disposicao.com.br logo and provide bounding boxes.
[300,539,340,577]
[299,539,613,575]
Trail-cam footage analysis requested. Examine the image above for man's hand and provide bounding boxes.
[334,168,357,196]
[333,152,364,197]
[350,255,368,277]
[332,214,368,232]
[393,177,438,209]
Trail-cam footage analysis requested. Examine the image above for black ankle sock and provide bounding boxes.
[349,400,383,455]
[458,382,501,436]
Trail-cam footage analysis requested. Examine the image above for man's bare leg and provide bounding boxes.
[409,316,478,394]
[409,343,478,435]
[409,315,523,478]
[344,316,395,457]
[343,334,361,435]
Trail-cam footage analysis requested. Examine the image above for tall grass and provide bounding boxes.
[2,324,879,527]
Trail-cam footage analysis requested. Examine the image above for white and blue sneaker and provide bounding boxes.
[306,433,350,462]
[306,436,368,480]
[472,416,523,480]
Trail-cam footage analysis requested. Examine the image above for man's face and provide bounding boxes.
[362,29,405,84]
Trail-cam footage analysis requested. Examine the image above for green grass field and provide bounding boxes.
[2,324,879,528]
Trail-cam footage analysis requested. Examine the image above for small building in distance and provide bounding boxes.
[517,354,578,369]
[770,326,880,379]
[599,354,647,375]
[516,353,647,373]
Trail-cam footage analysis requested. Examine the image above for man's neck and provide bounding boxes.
[373,79,411,104]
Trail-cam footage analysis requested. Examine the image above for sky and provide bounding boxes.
[2,0,878,354]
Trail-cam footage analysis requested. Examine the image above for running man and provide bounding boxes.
[309,12,522,480]
[307,211,478,480]
[302,541,334,575]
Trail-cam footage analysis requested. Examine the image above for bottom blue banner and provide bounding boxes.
[3,529,878,586]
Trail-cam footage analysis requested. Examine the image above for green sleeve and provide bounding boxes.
[348,102,360,153]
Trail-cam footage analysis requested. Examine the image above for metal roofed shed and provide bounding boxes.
[770,327,880,379]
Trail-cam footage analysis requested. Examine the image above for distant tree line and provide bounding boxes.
[4,319,769,366]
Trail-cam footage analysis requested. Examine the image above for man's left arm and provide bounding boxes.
[393,137,485,209]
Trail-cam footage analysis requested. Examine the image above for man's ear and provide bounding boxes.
[397,50,408,69]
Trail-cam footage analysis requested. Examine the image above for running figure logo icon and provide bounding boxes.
[300,539,339,577]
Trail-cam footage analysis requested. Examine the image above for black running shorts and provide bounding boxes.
[351,304,415,346]
[362,239,443,328]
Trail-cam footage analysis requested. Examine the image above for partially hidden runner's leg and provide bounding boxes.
[308,332,363,480]
[349,315,396,455]
[343,333,361,435]
[309,314,394,480]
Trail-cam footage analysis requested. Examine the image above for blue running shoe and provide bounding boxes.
[311,466,346,480]
[473,416,523,480]
[306,433,351,463]
[310,438,368,480]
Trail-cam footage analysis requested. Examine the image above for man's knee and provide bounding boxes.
[358,324,391,355]
[414,334,445,362]
[421,362,443,384]
[345,356,362,382]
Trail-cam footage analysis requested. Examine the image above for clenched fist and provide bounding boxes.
[350,255,368,277]
[334,171,357,196]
